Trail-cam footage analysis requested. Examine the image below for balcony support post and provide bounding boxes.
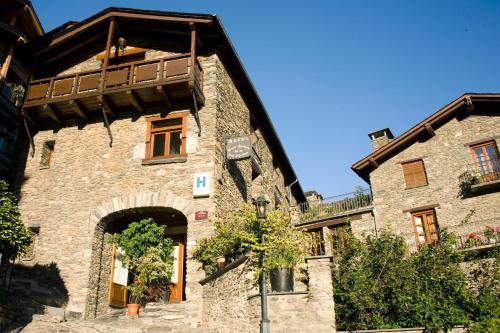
[0,14,18,77]
[100,18,116,92]
[190,22,197,82]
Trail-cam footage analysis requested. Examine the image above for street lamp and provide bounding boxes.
[253,196,270,333]
[254,196,269,219]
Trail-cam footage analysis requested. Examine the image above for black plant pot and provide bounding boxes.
[270,268,294,292]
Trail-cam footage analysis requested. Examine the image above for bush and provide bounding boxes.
[332,231,498,332]
[0,180,31,259]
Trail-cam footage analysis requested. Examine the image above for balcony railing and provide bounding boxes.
[447,217,500,251]
[297,188,373,224]
[459,158,500,196]
[25,53,203,106]
[0,76,25,109]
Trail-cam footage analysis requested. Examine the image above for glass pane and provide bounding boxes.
[414,216,423,226]
[169,131,182,155]
[152,133,166,157]
[152,118,182,129]
[0,137,7,153]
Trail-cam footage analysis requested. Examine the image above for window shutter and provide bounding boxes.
[402,160,427,188]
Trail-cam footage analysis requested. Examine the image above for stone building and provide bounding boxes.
[0,0,43,180]
[352,94,500,250]
[12,7,306,321]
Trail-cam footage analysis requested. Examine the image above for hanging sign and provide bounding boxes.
[193,172,210,197]
[226,135,252,160]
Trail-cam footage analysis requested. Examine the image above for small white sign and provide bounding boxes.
[113,247,128,286]
[171,245,180,284]
[193,172,210,197]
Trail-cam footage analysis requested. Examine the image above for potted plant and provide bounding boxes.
[260,209,305,292]
[127,280,147,316]
[111,218,174,313]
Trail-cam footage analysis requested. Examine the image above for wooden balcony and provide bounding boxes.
[23,53,204,125]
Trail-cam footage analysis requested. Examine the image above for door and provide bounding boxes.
[108,245,128,307]
[167,240,185,302]
[412,210,440,245]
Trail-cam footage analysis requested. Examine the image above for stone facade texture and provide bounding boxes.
[201,256,336,333]
[368,114,500,249]
[14,43,300,323]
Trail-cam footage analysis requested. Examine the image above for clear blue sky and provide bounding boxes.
[31,0,500,197]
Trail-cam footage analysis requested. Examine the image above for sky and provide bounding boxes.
[31,0,500,197]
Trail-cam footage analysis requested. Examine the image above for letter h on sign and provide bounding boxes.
[193,172,210,197]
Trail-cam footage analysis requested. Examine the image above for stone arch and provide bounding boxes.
[84,190,193,319]
[88,190,194,231]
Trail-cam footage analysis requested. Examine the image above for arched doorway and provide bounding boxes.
[86,192,193,318]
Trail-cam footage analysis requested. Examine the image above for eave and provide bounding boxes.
[351,93,500,183]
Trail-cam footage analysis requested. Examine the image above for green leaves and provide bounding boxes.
[192,204,306,278]
[111,218,174,302]
[332,231,498,332]
[0,180,31,259]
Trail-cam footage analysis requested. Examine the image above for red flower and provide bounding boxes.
[468,232,480,240]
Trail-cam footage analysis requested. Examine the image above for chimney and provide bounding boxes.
[368,128,394,151]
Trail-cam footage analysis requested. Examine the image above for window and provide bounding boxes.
[402,159,428,188]
[40,140,55,168]
[146,113,187,159]
[412,209,440,245]
[469,141,500,182]
[0,135,7,154]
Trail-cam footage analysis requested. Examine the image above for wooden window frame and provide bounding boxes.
[402,159,428,189]
[145,112,187,160]
[411,209,440,246]
[469,140,500,173]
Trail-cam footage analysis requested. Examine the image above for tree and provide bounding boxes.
[0,180,31,259]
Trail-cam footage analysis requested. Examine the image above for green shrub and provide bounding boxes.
[0,180,31,259]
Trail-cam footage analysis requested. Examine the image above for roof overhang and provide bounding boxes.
[352,93,500,183]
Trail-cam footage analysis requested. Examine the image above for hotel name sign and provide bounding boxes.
[226,135,252,161]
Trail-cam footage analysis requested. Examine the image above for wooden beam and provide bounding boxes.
[100,18,116,92]
[156,86,172,109]
[68,100,88,120]
[369,158,379,169]
[44,104,63,125]
[37,12,212,53]
[424,123,435,137]
[97,95,116,118]
[44,32,105,65]
[465,96,474,113]
[21,110,37,130]
[190,22,197,82]
[126,90,144,113]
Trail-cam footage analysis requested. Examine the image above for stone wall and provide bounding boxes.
[16,49,220,316]
[200,256,336,333]
[15,45,301,322]
[369,114,500,248]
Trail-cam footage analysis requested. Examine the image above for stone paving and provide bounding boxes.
[9,303,207,333]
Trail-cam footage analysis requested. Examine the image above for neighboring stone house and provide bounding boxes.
[352,94,500,250]
[12,7,306,320]
[0,0,43,180]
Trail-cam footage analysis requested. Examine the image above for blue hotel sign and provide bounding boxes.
[193,172,210,197]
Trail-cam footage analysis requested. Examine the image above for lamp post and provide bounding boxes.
[253,196,270,333]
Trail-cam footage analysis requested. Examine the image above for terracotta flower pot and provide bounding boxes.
[127,303,140,316]
[216,256,226,270]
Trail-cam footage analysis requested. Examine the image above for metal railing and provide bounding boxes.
[446,217,500,250]
[464,158,500,186]
[297,188,373,223]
